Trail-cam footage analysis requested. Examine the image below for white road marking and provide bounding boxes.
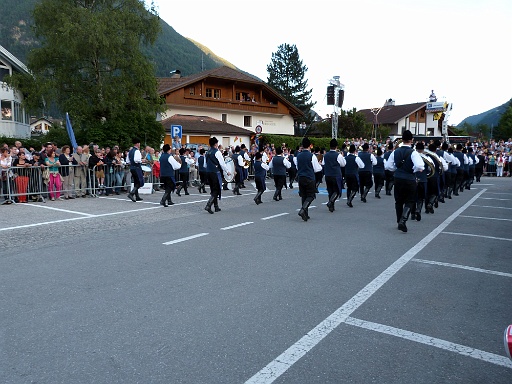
[472,205,512,210]
[244,189,487,384]
[162,233,209,245]
[459,215,512,222]
[261,213,289,221]
[413,258,512,278]
[479,197,510,201]
[221,222,254,230]
[442,231,512,242]
[483,192,512,195]
[0,216,90,231]
[344,317,512,369]
[476,183,495,185]
[21,204,95,216]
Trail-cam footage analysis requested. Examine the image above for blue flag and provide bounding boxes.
[65,112,78,150]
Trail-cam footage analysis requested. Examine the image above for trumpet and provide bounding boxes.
[243,159,251,169]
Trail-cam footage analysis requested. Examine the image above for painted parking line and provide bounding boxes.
[479,197,510,201]
[472,205,512,210]
[344,317,512,369]
[459,215,512,222]
[261,213,289,221]
[483,192,512,195]
[413,258,512,278]
[162,233,209,245]
[221,222,254,230]
[245,189,487,384]
[21,203,95,217]
[442,231,512,242]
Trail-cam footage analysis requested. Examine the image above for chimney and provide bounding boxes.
[169,69,181,79]
[384,98,395,107]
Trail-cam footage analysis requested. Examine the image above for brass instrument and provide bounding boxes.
[423,148,444,175]
[418,152,435,178]
[243,159,251,169]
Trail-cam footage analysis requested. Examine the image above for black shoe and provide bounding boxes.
[136,197,143,201]
[185,191,190,195]
[375,194,381,199]
[273,197,279,201]
[160,200,168,207]
[128,193,136,202]
[347,201,353,208]
[361,197,366,203]
[398,222,407,232]
[298,208,308,221]
[215,207,221,212]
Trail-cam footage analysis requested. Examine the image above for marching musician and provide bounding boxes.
[197,148,207,193]
[385,130,424,233]
[383,142,395,195]
[373,148,385,199]
[321,139,346,212]
[358,143,377,203]
[240,144,250,188]
[204,137,231,214]
[425,143,446,214]
[447,146,459,198]
[413,142,428,221]
[159,144,182,207]
[127,137,145,202]
[231,146,245,195]
[287,149,297,189]
[176,148,195,196]
[461,147,471,191]
[452,144,466,196]
[467,147,478,189]
[344,144,364,208]
[269,146,291,201]
[295,137,323,221]
[253,152,269,205]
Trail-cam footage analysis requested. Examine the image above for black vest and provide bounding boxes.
[128,147,141,170]
[160,152,173,177]
[393,146,415,181]
[358,151,373,172]
[272,156,287,176]
[453,151,464,170]
[373,157,385,175]
[297,151,315,179]
[323,151,341,177]
[198,155,206,172]
[206,148,220,173]
[254,161,266,178]
[179,155,189,173]
[345,154,358,176]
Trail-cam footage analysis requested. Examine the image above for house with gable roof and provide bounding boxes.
[0,45,31,138]
[157,66,303,146]
[359,99,451,139]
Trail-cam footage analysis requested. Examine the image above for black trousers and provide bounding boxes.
[394,178,417,222]
[374,173,384,192]
[325,175,341,200]
[160,175,176,193]
[358,171,373,194]
[385,170,394,191]
[274,174,286,190]
[199,171,207,185]
[345,174,359,197]
[288,168,297,184]
[298,176,316,204]
[475,167,483,181]
[207,171,221,198]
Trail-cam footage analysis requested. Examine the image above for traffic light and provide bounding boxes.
[327,86,335,105]
[338,90,344,108]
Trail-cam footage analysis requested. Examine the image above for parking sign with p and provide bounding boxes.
[171,125,182,139]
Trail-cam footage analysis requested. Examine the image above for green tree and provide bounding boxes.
[5,0,164,148]
[266,43,315,124]
[495,100,512,140]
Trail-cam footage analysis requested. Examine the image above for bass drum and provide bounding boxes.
[223,157,235,183]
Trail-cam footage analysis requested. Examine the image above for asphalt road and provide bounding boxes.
[1,177,511,383]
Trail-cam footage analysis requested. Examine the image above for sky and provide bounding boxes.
[152,0,511,126]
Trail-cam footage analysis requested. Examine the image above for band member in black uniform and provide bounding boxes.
[204,137,231,214]
[322,139,346,212]
[197,148,207,193]
[475,150,485,182]
[384,142,395,195]
[269,146,291,201]
[231,146,245,195]
[467,147,478,189]
[176,148,194,196]
[373,148,385,198]
[434,140,447,204]
[127,137,145,202]
[314,147,324,193]
[385,130,424,232]
[159,144,182,207]
[344,144,364,208]
[240,144,250,188]
[452,144,465,196]
[446,146,458,198]
[414,142,428,221]
[426,143,445,213]
[253,152,270,204]
[287,149,297,189]
[295,137,322,221]
[358,143,377,202]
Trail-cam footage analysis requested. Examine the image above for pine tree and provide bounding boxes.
[266,43,316,123]
[5,0,164,149]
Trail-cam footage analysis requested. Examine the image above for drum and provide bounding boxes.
[223,157,235,183]
[141,165,152,173]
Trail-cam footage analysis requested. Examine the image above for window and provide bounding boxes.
[1,100,12,120]
[214,89,221,99]
[189,87,195,95]
[0,67,10,82]
[206,88,212,98]
[222,114,227,122]
[236,92,249,101]
[244,116,252,127]
[427,128,435,136]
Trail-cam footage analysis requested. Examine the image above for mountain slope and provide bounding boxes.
[457,100,511,127]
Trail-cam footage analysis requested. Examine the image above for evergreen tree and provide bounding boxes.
[496,99,512,140]
[266,43,316,123]
[5,0,164,149]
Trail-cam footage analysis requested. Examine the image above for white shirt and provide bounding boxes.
[321,150,346,167]
[259,161,270,171]
[385,147,425,173]
[262,152,269,163]
[126,148,141,165]
[214,149,230,173]
[269,155,291,169]
[370,153,378,166]
[235,154,245,167]
[168,153,182,170]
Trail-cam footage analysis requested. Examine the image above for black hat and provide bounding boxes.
[209,136,218,146]
[329,139,338,149]
[302,137,311,148]
[132,137,141,144]
[433,139,441,147]
[416,142,424,150]
[362,143,369,151]
[275,146,283,155]
[162,144,171,152]
[349,144,356,153]
[402,130,413,141]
